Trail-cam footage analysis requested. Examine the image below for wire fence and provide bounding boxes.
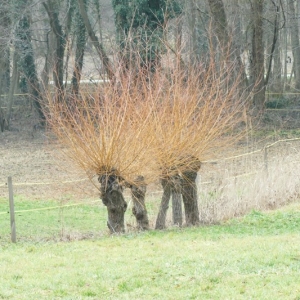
[1,137,299,212]
[1,137,300,241]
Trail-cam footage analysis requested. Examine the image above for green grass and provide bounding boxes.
[1,197,300,299]
[0,196,109,242]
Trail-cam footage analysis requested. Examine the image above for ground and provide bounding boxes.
[0,98,98,201]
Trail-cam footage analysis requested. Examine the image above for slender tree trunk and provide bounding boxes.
[5,50,18,128]
[265,1,280,89]
[250,0,265,111]
[272,27,282,93]
[43,0,66,100]
[130,176,149,230]
[207,0,247,89]
[71,0,87,95]
[15,7,45,121]
[288,0,300,90]
[187,0,197,64]
[93,0,103,44]
[99,174,127,233]
[0,48,10,131]
[282,12,288,91]
[77,0,114,80]
[0,4,9,131]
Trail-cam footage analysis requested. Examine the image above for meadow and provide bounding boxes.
[1,100,300,299]
[1,196,300,299]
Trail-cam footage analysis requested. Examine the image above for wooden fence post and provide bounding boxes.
[264,147,269,176]
[8,176,16,243]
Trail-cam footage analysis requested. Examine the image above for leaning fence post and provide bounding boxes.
[8,176,16,243]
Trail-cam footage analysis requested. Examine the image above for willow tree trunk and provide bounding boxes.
[155,178,172,230]
[171,175,183,227]
[99,174,127,233]
[130,176,149,230]
[181,158,201,226]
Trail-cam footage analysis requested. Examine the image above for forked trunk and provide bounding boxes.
[130,176,149,230]
[99,174,127,233]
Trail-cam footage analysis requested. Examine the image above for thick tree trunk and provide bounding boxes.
[171,175,183,227]
[181,159,201,226]
[130,176,149,230]
[99,174,127,233]
[155,178,172,230]
[182,170,199,226]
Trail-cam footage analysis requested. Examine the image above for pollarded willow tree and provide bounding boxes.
[45,40,250,233]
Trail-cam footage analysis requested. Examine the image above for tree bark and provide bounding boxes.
[181,159,201,226]
[99,173,127,233]
[155,178,172,230]
[207,0,248,89]
[171,174,183,227]
[288,0,300,90]
[71,0,87,95]
[250,0,265,111]
[15,6,45,121]
[77,0,114,80]
[5,50,18,128]
[130,176,149,230]
[43,0,66,100]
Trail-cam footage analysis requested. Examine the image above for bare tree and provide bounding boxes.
[250,0,265,110]
[288,0,300,90]
[77,0,114,80]
[43,0,67,100]
[71,0,87,95]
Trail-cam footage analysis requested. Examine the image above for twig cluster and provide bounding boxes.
[45,53,249,186]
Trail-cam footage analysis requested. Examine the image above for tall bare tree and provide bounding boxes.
[250,0,265,110]
[288,0,300,90]
[43,0,67,100]
[77,0,114,80]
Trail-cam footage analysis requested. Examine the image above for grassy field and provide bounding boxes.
[1,196,300,299]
